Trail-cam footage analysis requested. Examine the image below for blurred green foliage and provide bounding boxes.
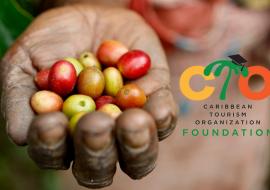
[0,0,34,57]
[16,0,41,16]
[0,1,60,190]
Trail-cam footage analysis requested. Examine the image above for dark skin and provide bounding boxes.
[0,3,177,188]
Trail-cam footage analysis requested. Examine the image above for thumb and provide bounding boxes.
[1,44,37,145]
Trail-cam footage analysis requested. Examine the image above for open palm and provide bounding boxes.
[0,4,177,188]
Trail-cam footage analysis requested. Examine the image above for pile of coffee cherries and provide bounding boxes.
[31,40,151,134]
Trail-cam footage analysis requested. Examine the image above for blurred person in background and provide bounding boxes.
[1,0,270,190]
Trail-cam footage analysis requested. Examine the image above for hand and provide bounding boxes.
[0,4,177,188]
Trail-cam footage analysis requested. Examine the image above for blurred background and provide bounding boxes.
[0,0,270,190]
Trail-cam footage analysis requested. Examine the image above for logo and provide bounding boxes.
[178,54,270,137]
[179,54,270,101]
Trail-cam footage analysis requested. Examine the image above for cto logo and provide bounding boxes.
[179,55,270,101]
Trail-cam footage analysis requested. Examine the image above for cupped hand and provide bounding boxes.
[0,4,177,188]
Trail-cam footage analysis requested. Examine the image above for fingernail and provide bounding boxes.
[38,126,65,146]
[83,131,111,151]
[156,112,172,129]
[157,116,177,141]
[121,127,150,148]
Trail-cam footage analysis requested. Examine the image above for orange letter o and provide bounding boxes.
[239,66,270,100]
